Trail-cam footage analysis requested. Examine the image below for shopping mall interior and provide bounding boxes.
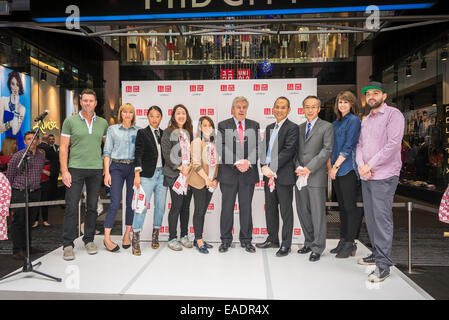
[0,0,449,302]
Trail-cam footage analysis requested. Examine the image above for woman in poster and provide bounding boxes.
[0,71,26,150]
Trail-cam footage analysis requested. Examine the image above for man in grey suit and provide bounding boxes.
[217,96,260,253]
[295,95,334,262]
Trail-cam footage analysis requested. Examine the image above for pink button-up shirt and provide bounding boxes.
[356,104,405,180]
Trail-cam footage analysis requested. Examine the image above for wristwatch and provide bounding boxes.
[332,164,340,170]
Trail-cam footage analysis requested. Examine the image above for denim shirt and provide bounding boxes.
[331,113,361,177]
[103,124,140,160]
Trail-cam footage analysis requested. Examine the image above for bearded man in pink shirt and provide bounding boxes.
[355,81,405,283]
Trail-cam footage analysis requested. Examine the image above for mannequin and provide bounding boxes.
[297,26,310,58]
[165,27,177,61]
[317,27,327,58]
[186,35,194,60]
[214,34,222,60]
[326,29,337,59]
[261,28,271,59]
[202,35,214,60]
[194,35,202,60]
[128,28,138,62]
[278,33,289,59]
[240,34,251,59]
[222,34,232,60]
[147,30,158,62]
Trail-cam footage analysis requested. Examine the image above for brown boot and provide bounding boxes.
[132,232,141,256]
[152,228,160,249]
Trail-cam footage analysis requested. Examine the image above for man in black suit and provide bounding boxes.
[257,97,299,257]
[217,96,260,253]
[47,134,60,199]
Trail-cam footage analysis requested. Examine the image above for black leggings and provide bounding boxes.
[192,187,213,240]
[168,187,193,240]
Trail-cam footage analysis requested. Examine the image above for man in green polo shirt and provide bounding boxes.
[59,88,108,260]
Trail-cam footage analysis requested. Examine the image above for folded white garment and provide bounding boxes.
[296,166,309,191]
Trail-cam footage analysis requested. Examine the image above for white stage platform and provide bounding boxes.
[0,237,433,300]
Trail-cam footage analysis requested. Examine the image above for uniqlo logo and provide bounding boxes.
[264,108,272,115]
[234,204,239,210]
[157,85,164,92]
[190,227,194,233]
[208,203,214,210]
[253,84,260,91]
[144,109,148,116]
[133,86,140,93]
[253,228,260,235]
[264,204,266,211]
[294,228,302,236]
[232,228,234,235]
[220,85,227,92]
[261,228,267,235]
[168,203,172,210]
[136,109,143,116]
[138,194,144,201]
[197,85,204,92]
[255,180,265,187]
[165,85,171,92]
[228,84,235,91]
[298,108,304,115]
[160,226,168,233]
[200,108,207,115]
[287,83,302,91]
[168,109,173,116]
[221,69,234,80]
[261,84,268,91]
[208,109,214,115]
[126,86,132,93]
[190,85,196,92]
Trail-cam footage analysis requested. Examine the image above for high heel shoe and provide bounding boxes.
[330,239,344,254]
[104,241,120,252]
[122,236,131,249]
[336,242,357,259]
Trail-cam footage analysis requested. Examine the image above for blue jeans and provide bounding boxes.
[104,162,135,229]
[132,167,167,232]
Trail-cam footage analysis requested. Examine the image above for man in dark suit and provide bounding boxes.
[295,96,334,262]
[217,96,260,253]
[47,134,60,199]
[257,97,298,257]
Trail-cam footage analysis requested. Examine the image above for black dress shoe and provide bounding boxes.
[219,243,230,253]
[297,246,312,254]
[255,240,280,249]
[276,246,291,257]
[309,252,321,262]
[241,243,256,253]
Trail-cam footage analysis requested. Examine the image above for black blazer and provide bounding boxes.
[217,117,260,185]
[260,118,299,186]
[134,126,165,178]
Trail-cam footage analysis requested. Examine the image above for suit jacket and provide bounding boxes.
[134,126,165,178]
[38,142,59,176]
[295,118,334,188]
[217,117,260,185]
[260,118,299,186]
[187,138,219,189]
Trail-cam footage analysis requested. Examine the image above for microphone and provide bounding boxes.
[35,110,50,122]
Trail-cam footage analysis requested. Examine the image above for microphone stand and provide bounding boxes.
[0,119,61,283]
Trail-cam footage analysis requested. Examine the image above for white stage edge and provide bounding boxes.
[0,237,433,300]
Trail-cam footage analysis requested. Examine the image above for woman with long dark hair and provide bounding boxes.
[161,104,194,251]
[327,91,363,258]
[187,116,218,254]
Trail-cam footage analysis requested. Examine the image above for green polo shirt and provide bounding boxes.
[61,112,108,169]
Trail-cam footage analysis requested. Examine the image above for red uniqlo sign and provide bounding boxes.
[298,108,304,115]
[237,69,250,79]
[294,228,302,235]
[221,69,234,80]
[136,109,143,116]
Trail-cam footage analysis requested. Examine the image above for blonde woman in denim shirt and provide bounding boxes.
[103,103,140,252]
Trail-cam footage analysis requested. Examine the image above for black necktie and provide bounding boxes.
[154,129,161,144]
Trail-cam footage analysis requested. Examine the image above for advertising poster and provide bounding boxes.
[0,66,31,151]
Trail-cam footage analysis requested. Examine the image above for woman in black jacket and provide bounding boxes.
[161,104,193,251]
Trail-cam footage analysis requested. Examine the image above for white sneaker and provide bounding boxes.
[168,239,183,251]
[180,236,193,248]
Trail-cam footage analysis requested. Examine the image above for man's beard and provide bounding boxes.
[368,99,383,109]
